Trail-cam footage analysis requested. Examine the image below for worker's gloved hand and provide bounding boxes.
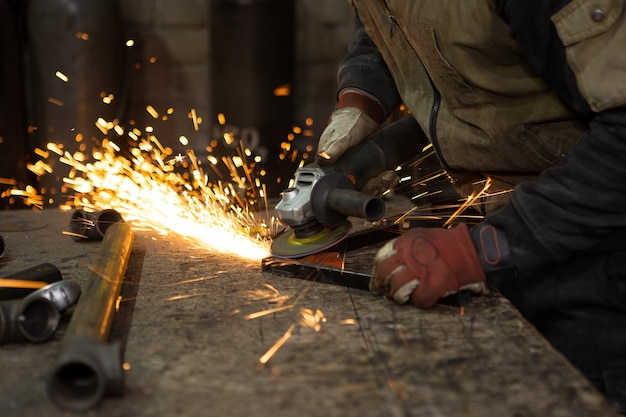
[370,224,487,308]
[316,89,384,165]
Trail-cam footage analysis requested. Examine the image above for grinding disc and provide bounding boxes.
[270,221,351,258]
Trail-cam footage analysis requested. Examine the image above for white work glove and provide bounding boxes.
[316,107,380,164]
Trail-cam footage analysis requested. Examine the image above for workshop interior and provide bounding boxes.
[1,1,623,416]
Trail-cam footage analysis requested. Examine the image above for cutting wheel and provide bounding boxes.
[270,221,351,258]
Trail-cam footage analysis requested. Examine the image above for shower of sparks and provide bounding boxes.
[12,113,285,260]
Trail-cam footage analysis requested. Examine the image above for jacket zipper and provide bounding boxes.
[380,0,397,37]
[427,72,452,170]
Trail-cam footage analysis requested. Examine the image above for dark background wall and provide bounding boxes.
[0,0,354,204]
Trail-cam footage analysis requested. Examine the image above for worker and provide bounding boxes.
[316,2,626,412]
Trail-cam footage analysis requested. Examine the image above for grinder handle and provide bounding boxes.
[331,115,427,190]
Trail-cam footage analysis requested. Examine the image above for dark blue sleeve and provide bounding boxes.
[337,11,402,120]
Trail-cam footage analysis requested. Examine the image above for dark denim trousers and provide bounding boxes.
[494,251,626,413]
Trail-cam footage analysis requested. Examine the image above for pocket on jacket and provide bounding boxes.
[508,120,584,171]
[552,0,626,111]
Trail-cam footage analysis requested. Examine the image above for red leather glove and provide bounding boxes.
[370,224,487,308]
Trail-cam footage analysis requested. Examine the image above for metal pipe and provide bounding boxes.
[47,222,134,411]
[0,263,63,301]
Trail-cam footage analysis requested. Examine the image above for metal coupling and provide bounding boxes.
[68,209,124,241]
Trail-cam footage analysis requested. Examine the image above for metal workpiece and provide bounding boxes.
[0,263,63,301]
[47,221,134,411]
[0,292,61,344]
[68,209,124,241]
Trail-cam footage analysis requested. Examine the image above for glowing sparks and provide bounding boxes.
[443,178,492,228]
[53,127,272,260]
[146,105,159,119]
[298,308,326,331]
[190,108,199,131]
[48,97,64,107]
[259,324,295,365]
[55,71,69,82]
[0,279,47,290]
[14,110,278,260]
[273,84,291,97]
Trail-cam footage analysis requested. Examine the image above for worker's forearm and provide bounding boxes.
[487,105,626,271]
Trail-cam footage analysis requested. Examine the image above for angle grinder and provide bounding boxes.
[271,116,428,258]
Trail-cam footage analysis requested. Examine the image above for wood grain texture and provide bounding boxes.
[0,210,619,417]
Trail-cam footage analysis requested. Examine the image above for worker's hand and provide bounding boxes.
[370,224,487,308]
[316,107,379,164]
[316,89,384,164]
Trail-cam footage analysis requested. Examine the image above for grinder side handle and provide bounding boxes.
[331,115,427,190]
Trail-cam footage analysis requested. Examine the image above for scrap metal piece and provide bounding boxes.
[47,222,134,411]
[263,224,471,307]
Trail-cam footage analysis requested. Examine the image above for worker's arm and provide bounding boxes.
[484,0,626,273]
[371,0,626,304]
[316,12,402,164]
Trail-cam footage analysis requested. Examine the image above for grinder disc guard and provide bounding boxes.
[270,221,351,258]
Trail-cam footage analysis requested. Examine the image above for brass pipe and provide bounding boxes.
[47,222,134,411]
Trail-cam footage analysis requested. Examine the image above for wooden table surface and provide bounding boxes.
[0,209,619,417]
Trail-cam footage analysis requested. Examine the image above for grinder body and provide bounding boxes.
[272,116,427,256]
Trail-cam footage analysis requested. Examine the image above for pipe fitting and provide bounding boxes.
[36,279,81,313]
[0,293,61,344]
[48,335,123,411]
[68,209,124,241]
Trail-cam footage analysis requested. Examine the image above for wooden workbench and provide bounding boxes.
[0,209,620,417]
